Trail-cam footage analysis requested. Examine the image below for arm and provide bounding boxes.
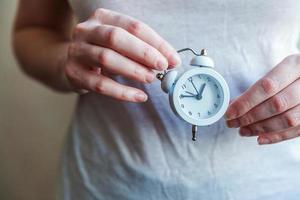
[13,0,74,92]
[13,0,181,101]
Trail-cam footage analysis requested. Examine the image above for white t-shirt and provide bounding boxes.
[61,1,300,199]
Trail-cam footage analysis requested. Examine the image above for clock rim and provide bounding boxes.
[169,67,230,126]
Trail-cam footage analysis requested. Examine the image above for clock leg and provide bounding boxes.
[192,125,197,141]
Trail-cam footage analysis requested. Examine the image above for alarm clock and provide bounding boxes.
[156,48,230,141]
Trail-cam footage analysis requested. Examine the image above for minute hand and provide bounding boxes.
[190,80,200,95]
[197,83,206,100]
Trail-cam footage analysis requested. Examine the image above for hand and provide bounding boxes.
[64,8,180,102]
[226,55,300,145]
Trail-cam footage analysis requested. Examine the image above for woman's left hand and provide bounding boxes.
[226,54,300,145]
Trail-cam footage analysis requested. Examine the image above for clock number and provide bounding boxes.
[217,94,220,99]
[198,112,201,117]
[179,95,183,99]
[181,104,184,108]
[207,111,211,115]
[214,84,218,89]
[182,84,187,89]
[188,111,192,116]
[214,103,218,108]
[198,75,202,79]
[207,77,211,82]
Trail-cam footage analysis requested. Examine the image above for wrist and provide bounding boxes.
[52,42,74,92]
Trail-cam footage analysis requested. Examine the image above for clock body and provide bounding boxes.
[169,67,230,126]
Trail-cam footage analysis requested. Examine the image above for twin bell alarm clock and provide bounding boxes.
[156,48,230,141]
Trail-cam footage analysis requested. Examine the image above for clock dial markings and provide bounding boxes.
[178,74,224,120]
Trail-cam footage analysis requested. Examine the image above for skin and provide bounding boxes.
[226,55,300,145]
[14,0,299,145]
[13,0,181,103]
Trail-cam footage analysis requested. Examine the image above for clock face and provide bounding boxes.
[170,68,229,126]
[177,74,224,120]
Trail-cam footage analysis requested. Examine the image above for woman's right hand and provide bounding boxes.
[64,8,181,102]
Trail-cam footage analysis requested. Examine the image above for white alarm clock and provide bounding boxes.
[157,48,230,141]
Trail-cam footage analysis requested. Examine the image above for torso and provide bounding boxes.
[61,1,300,199]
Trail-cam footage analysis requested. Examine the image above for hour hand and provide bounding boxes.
[180,94,196,98]
[185,91,197,96]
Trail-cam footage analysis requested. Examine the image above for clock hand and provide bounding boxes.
[190,79,200,95]
[185,91,197,96]
[197,83,206,100]
[180,94,197,98]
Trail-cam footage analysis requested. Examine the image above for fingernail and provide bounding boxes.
[226,106,238,120]
[226,119,240,128]
[169,53,181,67]
[134,92,147,102]
[258,137,271,145]
[239,127,252,136]
[157,59,168,70]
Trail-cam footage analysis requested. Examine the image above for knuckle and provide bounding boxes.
[133,67,146,82]
[93,25,103,36]
[74,23,87,38]
[271,134,284,143]
[143,46,154,63]
[64,64,75,79]
[64,65,80,88]
[272,95,288,113]
[157,39,168,52]
[95,79,105,93]
[107,27,123,46]
[254,124,265,133]
[241,114,254,125]
[93,8,107,19]
[284,112,299,127]
[128,21,144,35]
[261,77,278,95]
[120,89,128,100]
[68,43,78,57]
[98,49,111,66]
[280,132,289,141]
[250,124,264,135]
[236,99,252,114]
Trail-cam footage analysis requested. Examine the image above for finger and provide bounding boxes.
[86,24,168,70]
[69,42,156,83]
[257,125,300,145]
[228,78,300,127]
[65,62,148,102]
[239,104,300,136]
[92,8,181,67]
[226,55,300,120]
